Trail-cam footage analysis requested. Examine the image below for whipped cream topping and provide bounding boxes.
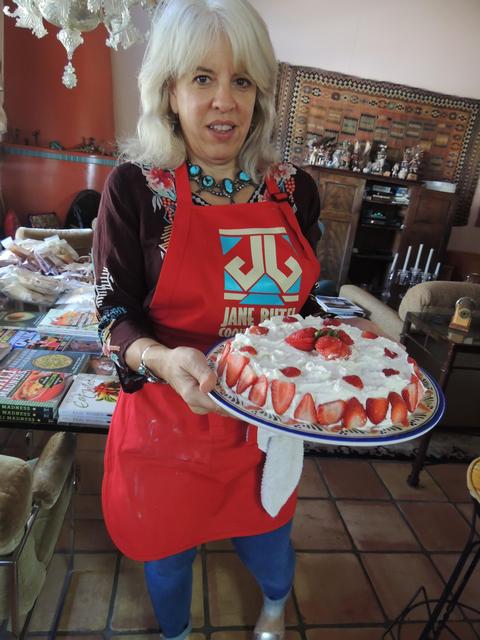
[219,314,424,431]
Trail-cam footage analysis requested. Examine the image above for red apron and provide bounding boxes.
[102,163,320,561]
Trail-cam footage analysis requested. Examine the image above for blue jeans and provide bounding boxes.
[144,520,295,638]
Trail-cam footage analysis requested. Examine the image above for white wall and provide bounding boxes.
[111,0,480,253]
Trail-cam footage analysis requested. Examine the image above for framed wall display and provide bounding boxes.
[275,63,480,225]
[28,212,61,228]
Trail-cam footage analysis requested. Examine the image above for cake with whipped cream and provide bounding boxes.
[216,314,425,431]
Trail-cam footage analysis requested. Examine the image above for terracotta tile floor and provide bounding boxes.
[2,431,480,639]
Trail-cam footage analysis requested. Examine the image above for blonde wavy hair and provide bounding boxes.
[120,0,279,181]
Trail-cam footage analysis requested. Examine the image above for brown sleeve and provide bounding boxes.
[93,164,157,374]
[292,167,321,250]
[292,167,322,316]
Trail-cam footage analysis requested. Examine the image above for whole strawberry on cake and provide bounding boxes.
[216,315,425,432]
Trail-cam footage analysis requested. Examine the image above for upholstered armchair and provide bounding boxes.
[339,280,480,430]
[0,432,76,638]
[339,280,480,342]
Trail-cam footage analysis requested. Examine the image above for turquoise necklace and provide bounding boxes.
[187,162,254,202]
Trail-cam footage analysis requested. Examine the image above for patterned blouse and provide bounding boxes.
[93,161,321,392]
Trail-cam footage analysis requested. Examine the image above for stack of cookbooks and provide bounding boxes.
[58,374,120,425]
[37,308,98,338]
[0,305,119,425]
[0,369,71,424]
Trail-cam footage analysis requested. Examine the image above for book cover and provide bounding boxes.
[58,374,120,425]
[38,309,98,337]
[0,369,71,423]
[2,348,89,375]
[314,295,366,317]
[0,329,41,348]
[26,334,73,351]
[0,310,45,328]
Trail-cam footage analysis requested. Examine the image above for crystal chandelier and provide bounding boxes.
[4,0,158,88]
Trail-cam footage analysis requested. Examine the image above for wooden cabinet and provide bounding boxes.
[400,188,456,265]
[304,165,456,294]
[304,167,365,290]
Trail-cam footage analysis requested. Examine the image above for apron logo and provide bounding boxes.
[220,227,302,306]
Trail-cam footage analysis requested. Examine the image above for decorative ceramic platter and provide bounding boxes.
[206,339,445,446]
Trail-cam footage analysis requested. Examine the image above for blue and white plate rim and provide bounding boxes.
[206,338,445,447]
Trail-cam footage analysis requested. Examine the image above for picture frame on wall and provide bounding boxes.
[28,212,61,229]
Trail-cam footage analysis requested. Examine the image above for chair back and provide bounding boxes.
[398,280,480,320]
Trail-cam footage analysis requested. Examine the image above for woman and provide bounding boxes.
[93,1,320,638]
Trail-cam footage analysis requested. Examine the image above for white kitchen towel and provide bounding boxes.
[257,428,304,517]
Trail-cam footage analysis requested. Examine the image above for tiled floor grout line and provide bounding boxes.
[289,586,308,640]
[367,459,479,630]
[311,457,479,632]
[328,499,390,628]
[18,451,480,638]
[312,457,393,630]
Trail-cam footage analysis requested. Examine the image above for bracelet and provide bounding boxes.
[137,343,165,384]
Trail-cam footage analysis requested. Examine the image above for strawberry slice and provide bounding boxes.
[383,368,400,377]
[361,331,378,339]
[240,346,257,355]
[236,364,258,394]
[384,348,399,359]
[407,355,422,377]
[316,399,346,425]
[402,382,418,412]
[249,325,269,335]
[315,335,351,359]
[281,367,302,377]
[343,398,367,429]
[282,316,298,323]
[337,330,354,345]
[285,327,317,351]
[323,318,341,326]
[389,391,409,427]
[366,397,389,424]
[271,380,296,415]
[225,353,249,388]
[411,373,425,401]
[343,375,364,389]
[248,375,268,406]
[217,341,231,376]
[294,393,316,422]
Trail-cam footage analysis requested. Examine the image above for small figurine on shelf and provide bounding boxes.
[306,137,319,165]
[398,147,412,180]
[305,136,333,167]
[329,147,343,169]
[391,162,400,178]
[398,147,416,180]
[370,143,388,175]
[317,143,332,167]
[339,140,352,170]
[363,140,372,162]
[407,144,424,180]
[350,140,361,172]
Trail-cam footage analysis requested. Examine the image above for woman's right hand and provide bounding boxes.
[154,346,228,415]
